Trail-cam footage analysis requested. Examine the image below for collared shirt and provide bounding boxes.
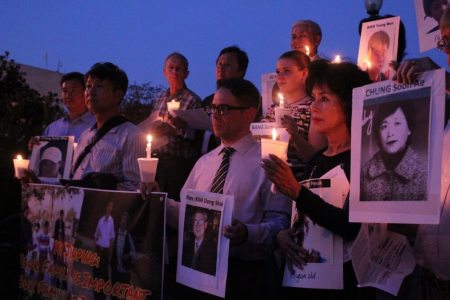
[72,121,145,191]
[151,87,202,158]
[43,111,96,142]
[95,215,115,248]
[181,132,291,260]
[414,121,450,280]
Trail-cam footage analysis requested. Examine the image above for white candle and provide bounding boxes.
[13,154,29,179]
[278,93,285,108]
[305,45,310,56]
[260,129,289,161]
[146,135,152,159]
[333,55,342,64]
[167,99,180,112]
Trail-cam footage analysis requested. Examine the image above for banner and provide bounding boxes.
[19,184,166,300]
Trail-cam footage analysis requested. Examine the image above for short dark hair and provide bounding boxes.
[306,60,372,129]
[216,78,261,110]
[217,46,249,77]
[373,101,415,138]
[423,0,447,18]
[85,62,128,96]
[279,50,311,70]
[60,72,85,88]
[165,52,189,70]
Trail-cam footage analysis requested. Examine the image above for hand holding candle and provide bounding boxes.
[13,154,30,179]
[167,99,180,116]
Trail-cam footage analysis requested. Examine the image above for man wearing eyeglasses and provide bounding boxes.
[168,78,291,299]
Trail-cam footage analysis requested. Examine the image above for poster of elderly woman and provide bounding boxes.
[350,69,445,224]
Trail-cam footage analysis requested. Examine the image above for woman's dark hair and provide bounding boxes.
[306,60,372,129]
[373,101,415,141]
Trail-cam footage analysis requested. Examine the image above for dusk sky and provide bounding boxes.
[1,1,447,98]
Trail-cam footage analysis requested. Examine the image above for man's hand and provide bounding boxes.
[277,228,310,274]
[140,182,160,200]
[223,219,248,246]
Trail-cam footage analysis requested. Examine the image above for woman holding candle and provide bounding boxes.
[264,50,327,177]
[262,60,374,299]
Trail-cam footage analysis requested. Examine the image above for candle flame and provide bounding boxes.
[365,59,371,70]
[147,135,152,143]
[305,45,310,56]
[272,128,278,141]
[278,93,284,107]
[17,154,23,160]
[171,99,175,103]
[333,55,342,63]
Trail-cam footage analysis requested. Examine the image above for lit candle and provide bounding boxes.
[305,45,310,56]
[333,55,342,64]
[365,59,371,70]
[146,135,152,159]
[278,93,284,108]
[167,99,180,112]
[260,128,289,161]
[13,154,29,179]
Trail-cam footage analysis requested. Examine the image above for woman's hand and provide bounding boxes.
[262,154,300,199]
[140,182,160,200]
[277,228,310,274]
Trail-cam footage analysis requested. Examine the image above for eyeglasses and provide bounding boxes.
[205,104,250,115]
[437,37,450,51]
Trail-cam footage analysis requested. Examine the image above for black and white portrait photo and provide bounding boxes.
[359,88,430,201]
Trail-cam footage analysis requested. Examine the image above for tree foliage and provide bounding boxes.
[0,51,63,156]
[121,82,165,124]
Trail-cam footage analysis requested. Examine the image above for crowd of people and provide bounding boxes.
[19,3,450,300]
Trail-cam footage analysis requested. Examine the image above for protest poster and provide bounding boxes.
[357,16,400,81]
[176,189,234,298]
[29,136,74,183]
[261,72,279,117]
[351,223,415,296]
[19,184,166,300]
[282,165,349,290]
[350,69,445,224]
[414,0,445,52]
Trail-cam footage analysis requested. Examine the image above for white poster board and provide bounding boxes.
[282,165,348,289]
[357,17,400,81]
[350,69,445,224]
[177,190,234,298]
[414,0,445,52]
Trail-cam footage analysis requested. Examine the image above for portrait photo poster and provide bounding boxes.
[357,16,400,81]
[29,136,74,183]
[261,72,279,117]
[282,165,348,290]
[414,0,444,52]
[20,184,167,300]
[177,189,234,298]
[350,69,445,224]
